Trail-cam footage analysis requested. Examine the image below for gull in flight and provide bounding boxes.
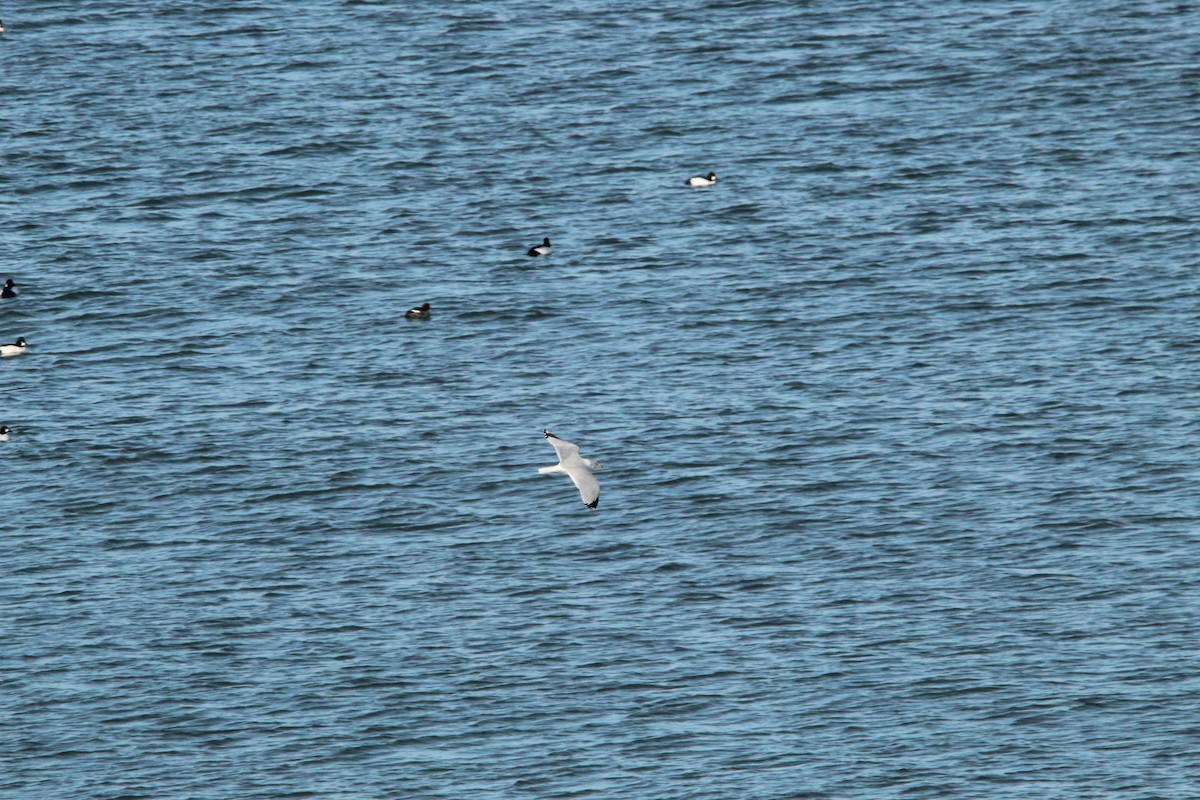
[539,429,601,508]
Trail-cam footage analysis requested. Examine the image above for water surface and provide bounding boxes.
[2,2,1199,798]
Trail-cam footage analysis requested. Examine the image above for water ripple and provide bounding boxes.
[3,1,1200,799]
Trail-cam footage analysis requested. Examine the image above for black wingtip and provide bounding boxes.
[586,497,599,509]
[543,429,554,439]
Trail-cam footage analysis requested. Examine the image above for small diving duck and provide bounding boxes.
[0,426,10,442]
[527,237,552,257]
[1,337,28,357]
[0,20,6,34]
[405,302,431,320]
[685,171,717,187]
[1,278,16,298]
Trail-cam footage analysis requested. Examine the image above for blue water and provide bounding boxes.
[3,2,1199,798]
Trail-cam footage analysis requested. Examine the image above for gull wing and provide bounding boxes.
[563,461,600,508]
[543,430,581,462]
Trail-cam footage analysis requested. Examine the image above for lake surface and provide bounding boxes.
[2,1,1199,798]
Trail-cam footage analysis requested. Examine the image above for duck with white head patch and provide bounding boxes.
[1,279,15,298]
[0,426,10,442]
[1,337,28,357]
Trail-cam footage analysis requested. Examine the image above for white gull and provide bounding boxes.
[539,429,602,509]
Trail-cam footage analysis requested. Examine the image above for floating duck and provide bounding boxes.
[1,337,28,357]
[405,302,431,320]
